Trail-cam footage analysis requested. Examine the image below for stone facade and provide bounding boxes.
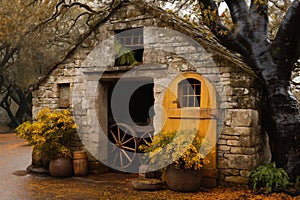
[32,1,269,184]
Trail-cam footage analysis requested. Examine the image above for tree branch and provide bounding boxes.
[206,0,258,57]
[220,0,273,75]
[174,0,190,13]
[271,0,300,75]
[269,0,287,10]
[0,45,18,69]
[224,0,248,24]
[198,0,248,55]
[249,0,268,35]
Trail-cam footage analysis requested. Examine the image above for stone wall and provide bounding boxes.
[32,1,267,184]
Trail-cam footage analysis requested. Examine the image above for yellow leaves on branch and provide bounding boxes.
[253,0,268,5]
[139,129,209,170]
[16,107,77,147]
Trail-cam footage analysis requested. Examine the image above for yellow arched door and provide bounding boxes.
[162,72,217,186]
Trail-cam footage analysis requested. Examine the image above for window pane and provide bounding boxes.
[182,85,188,95]
[133,36,138,44]
[195,96,200,107]
[182,96,187,107]
[114,28,144,66]
[126,37,132,45]
[195,84,201,96]
[188,96,193,107]
[177,78,202,108]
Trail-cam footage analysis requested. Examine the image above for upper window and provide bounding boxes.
[114,28,144,66]
[178,78,201,108]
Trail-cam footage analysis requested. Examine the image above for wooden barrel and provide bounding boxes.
[73,151,88,176]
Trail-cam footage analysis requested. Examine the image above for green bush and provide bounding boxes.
[249,162,290,194]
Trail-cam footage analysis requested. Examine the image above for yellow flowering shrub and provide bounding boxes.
[139,129,209,170]
[16,108,77,159]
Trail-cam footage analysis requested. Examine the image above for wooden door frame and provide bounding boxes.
[162,72,218,186]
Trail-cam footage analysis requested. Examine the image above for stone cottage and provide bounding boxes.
[32,0,270,186]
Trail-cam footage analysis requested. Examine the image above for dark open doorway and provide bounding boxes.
[108,78,154,127]
[100,77,155,170]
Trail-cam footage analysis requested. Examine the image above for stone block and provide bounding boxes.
[223,169,240,176]
[240,170,251,178]
[63,68,81,76]
[225,109,259,127]
[230,73,255,88]
[32,98,39,107]
[224,85,233,96]
[34,89,46,98]
[230,147,257,154]
[217,139,227,145]
[218,145,231,151]
[82,98,96,110]
[226,154,257,170]
[225,176,248,184]
[219,135,240,140]
[217,158,228,169]
[227,140,240,146]
[223,126,260,137]
[239,135,261,147]
[40,98,58,105]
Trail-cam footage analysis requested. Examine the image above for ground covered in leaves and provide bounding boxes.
[1,132,299,199]
[21,172,298,200]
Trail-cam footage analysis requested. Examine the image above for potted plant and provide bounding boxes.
[139,129,209,192]
[16,108,76,177]
[114,41,138,66]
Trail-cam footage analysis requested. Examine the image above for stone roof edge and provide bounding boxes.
[124,0,257,78]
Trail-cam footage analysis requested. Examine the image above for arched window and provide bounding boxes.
[178,78,201,108]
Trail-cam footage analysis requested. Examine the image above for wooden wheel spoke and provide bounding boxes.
[109,144,117,153]
[119,151,123,167]
[109,123,137,169]
[121,149,132,162]
[113,151,119,167]
[117,127,121,141]
[122,146,136,151]
[110,129,119,144]
[120,129,128,142]
[122,137,135,146]
[143,139,152,146]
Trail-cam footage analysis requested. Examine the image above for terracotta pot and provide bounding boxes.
[166,164,202,192]
[49,158,73,177]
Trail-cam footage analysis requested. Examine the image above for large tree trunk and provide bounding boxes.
[199,0,300,180]
[260,55,300,180]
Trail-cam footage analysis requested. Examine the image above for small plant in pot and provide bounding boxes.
[16,108,76,177]
[139,129,209,192]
